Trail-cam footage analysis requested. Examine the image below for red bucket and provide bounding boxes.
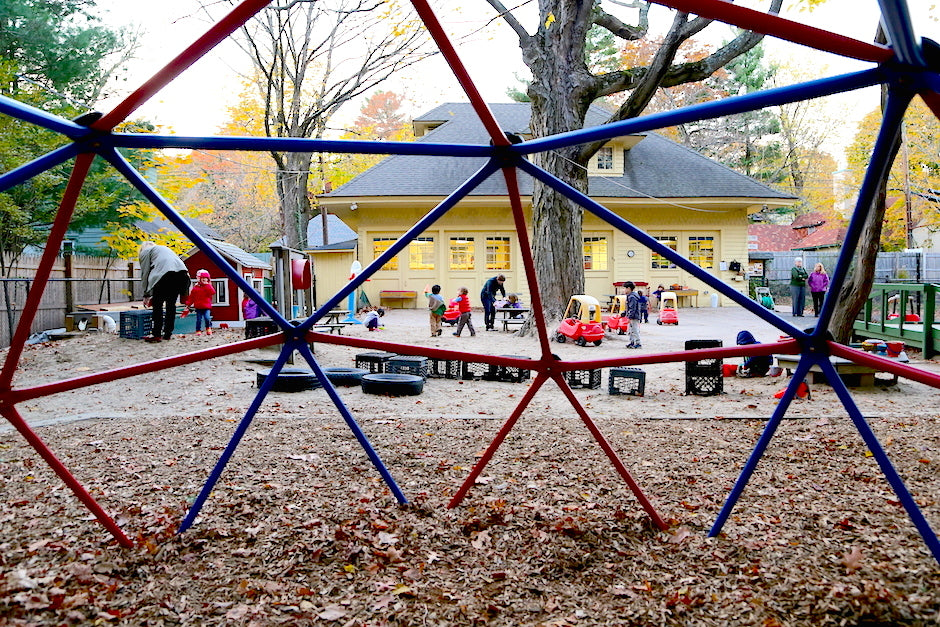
[722,364,738,377]
[886,341,904,357]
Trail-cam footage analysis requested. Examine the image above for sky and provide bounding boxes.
[90,1,937,163]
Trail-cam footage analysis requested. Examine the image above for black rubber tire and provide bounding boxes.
[576,337,587,346]
[256,367,321,392]
[593,340,603,346]
[656,320,663,325]
[361,373,424,396]
[555,333,566,343]
[618,329,626,335]
[323,367,369,387]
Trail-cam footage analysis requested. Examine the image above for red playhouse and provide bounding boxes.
[182,239,272,325]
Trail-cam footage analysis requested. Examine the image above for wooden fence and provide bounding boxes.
[0,253,142,348]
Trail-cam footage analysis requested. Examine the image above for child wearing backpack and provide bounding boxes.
[426,284,445,337]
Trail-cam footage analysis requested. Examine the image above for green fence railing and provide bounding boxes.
[853,283,939,358]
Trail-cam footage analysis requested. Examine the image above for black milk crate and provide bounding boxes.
[428,357,461,379]
[245,316,280,339]
[684,339,723,396]
[461,361,492,381]
[609,367,645,396]
[493,355,532,383]
[387,355,429,379]
[565,368,602,389]
[355,352,397,374]
[119,310,152,339]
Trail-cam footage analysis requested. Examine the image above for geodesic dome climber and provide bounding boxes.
[0,0,938,564]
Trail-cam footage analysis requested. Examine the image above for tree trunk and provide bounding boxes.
[275,152,314,249]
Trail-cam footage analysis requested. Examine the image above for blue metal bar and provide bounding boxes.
[295,343,406,503]
[817,358,940,565]
[178,342,295,533]
[520,70,886,154]
[877,0,926,67]
[709,356,815,537]
[816,87,915,330]
[0,144,81,193]
[0,94,88,138]
[111,133,493,157]
[293,159,503,333]
[101,147,288,329]
[517,158,805,338]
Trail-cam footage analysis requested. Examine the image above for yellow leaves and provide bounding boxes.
[544,13,556,29]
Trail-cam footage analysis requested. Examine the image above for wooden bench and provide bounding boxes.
[311,323,351,335]
[501,317,527,332]
[379,290,417,308]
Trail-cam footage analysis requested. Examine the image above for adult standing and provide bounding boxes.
[139,241,190,342]
[480,273,506,331]
[808,262,830,317]
[789,257,809,317]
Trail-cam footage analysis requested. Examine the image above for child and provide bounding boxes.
[452,287,476,337]
[637,289,649,323]
[624,281,642,349]
[183,269,216,336]
[361,306,385,331]
[241,294,261,320]
[426,284,445,337]
[735,330,771,377]
[505,293,524,318]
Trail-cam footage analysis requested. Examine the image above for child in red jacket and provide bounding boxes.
[184,269,216,335]
[452,287,476,337]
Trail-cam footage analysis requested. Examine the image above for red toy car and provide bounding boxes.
[602,294,629,335]
[555,295,605,346]
[442,299,461,325]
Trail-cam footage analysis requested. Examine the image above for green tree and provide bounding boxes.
[488,0,784,319]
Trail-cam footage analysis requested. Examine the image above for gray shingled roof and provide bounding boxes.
[324,102,794,200]
[306,213,357,248]
[185,239,271,270]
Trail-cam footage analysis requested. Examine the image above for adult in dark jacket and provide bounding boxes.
[480,273,506,331]
[139,241,190,342]
[789,257,808,317]
[736,330,771,377]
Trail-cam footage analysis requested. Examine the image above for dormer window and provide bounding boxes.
[597,146,613,170]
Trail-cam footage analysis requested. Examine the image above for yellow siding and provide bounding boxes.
[310,250,355,309]
[317,197,765,308]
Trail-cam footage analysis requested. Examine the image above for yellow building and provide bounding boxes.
[315,103,796,308]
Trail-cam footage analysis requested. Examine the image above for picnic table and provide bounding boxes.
[774,351,909,387]
[496,307,529,332]
[324,309,349,324]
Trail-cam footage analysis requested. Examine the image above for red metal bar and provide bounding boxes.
[0,405,132,547]
[557,340,800,371]
[829,341,940,388]
[0,153,94,390]
[649,0,893,63]
[500,165,555,359]
[409,0,510,146]
[448,372,549,508]
[552,373,669,530]
[94,0,271,130]
[10,334,282,404]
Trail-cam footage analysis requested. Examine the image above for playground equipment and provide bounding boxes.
[442,299,461,325]
[754,286,775,310]
[657,291,679,325]
[555,295,605,346]
[0,0,937,567]
[602,294,629,334]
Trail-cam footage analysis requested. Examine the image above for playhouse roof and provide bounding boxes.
[184,239,271,270]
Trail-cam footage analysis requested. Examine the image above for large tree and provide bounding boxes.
[488,0,784,319]
[223,0,429,249]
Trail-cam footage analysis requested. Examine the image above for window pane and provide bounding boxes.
[597,146,613,170]
[651,236,677,269]
[485,237,511,270]
[688,235,715,269]
[583,236,608,271]
[449,236,475,270]
[409,237,434,270]
[373,238,398,271]
[211,279,227,305]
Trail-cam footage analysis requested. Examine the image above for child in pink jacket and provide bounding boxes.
[184,269,216,335]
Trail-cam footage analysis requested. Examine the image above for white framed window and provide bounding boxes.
[596,146,613,170]
[485,237,511,270]
[651,235,678,269]
[449,236,475,270]
[688,236,715,269]
[409,237,435,270]
[373,237,399,271]
[583,236,608,270]
[211,279,228,306]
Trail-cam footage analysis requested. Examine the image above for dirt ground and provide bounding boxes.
[1,306,938,625]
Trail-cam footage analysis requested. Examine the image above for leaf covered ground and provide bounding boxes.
[1,309,938,625]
